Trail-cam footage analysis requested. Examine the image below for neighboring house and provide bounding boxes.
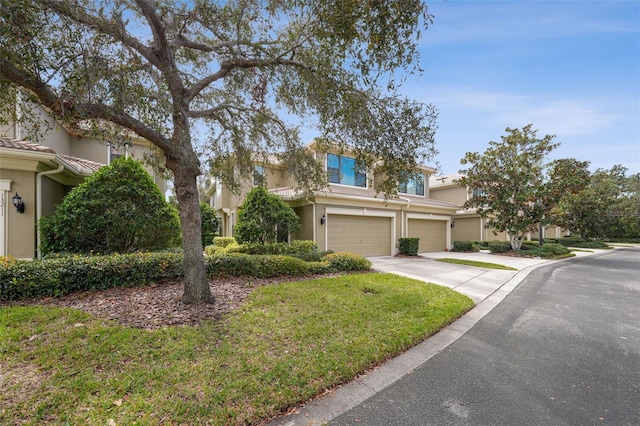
[429,174,569,243]
[206,142,461,256]
[0,105,167,259]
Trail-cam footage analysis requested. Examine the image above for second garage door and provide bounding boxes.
[408,219,447,252]
[327,215,392,256]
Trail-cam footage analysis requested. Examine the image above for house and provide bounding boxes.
[0,105,167,259]
[206,143,461,256]
[429,174,569,242]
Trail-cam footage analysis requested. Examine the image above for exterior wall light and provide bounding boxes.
[450,220,455,228]
[320,213,326,225]
[12,193,24,213]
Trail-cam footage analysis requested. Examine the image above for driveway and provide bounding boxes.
[368,251,552,303]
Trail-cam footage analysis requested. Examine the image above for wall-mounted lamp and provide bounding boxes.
[12,193,24,214]
[450,220,455,228]
[320,213,326,225]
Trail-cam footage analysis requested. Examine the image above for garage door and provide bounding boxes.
[452,217,481,241]
[408,219,447,252]
[327,215,392,256]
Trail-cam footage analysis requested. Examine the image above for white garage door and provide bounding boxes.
[327,215,392,256]
[408,219,447,252]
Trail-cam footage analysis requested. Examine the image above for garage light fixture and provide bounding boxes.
[320,213,326,225]
[450,220,455,228]
[12,193,24,214]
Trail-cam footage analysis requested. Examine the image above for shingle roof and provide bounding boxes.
[270,185,462,209]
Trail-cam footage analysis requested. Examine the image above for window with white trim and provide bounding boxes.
[327,154,366,187]
[399,174,425,196]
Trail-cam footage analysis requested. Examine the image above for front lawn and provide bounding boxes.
[0,273,473,425]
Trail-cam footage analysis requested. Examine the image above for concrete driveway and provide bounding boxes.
[368,251,552,303]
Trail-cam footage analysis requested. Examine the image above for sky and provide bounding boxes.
[389,0,640,176]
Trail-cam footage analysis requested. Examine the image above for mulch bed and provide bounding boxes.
[2,275,333,330]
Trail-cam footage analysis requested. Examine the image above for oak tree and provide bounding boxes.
[0,0,437,303]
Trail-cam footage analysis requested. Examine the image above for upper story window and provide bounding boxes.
[472,188,487,198]
[327,153,366,187]
[399,174,425,196]
[253,165,265,186]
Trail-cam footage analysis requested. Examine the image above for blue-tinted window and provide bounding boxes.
[399,174,425,196]
[327,154,366,187]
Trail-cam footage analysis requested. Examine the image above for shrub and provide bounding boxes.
[226,240,322,262]
[398,238,419,256]
[488,241,511,253]
[556,238,609,249]
[0,252,184,301]
[205,254,323,278]
[200,203,221,248]
[40,158,181,255]
[324,252,372,272]
[452,241,478,252]
[234,187,301,244]
[214,237,238,248]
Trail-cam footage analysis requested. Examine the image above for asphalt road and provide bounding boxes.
[330,248,640,426]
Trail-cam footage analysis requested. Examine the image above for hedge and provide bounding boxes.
[398,238,419,256]
[488,241,512,253]
[452,241,478,252]
[1,250,371,301]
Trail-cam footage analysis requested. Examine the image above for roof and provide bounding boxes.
[0,137,56,154]
[270,185,462,210]
[429,173,465,188]
[0,136,104,175]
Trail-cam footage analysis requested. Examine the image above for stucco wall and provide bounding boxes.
[0,169,37,258]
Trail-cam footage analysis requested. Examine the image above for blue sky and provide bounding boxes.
[392,1,640,176]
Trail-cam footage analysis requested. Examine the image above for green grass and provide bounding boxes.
[0,273,473,425]
[435,258,518,270]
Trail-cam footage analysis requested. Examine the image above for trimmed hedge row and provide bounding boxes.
[452,241,478,252]
[0,250,371,301]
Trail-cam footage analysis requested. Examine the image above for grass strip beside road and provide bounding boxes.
[435,258,518,270]
[0,273,473,426]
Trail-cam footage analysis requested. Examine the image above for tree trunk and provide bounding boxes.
[172,162,215,305]
[510,234,524,251]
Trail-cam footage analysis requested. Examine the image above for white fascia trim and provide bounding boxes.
[406,212,452,221]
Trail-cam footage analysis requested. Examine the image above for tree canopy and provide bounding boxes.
[459,125,560,251]
[40,158,181,255]
[0,0,437,303]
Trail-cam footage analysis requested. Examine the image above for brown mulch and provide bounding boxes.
[3,275,331,330]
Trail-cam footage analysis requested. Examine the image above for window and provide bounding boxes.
[399,174,425,196]
[327,154,366,187]
[472,188,487,198]
[253,165,265,186]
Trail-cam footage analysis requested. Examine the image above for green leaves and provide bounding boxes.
[40,158,181,255]
[460,125,559,250]
[234,186,301,244]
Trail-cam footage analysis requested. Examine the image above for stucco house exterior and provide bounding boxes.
[206,143,461,256]
[429,174,569,243]
[0,105,166,259]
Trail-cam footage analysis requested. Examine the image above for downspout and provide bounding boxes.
[398,196,411,238]
[36,162,64,259]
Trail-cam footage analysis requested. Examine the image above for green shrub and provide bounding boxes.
[488,241,511,253]
[398,238,419,256]
[234,187,301,244]
[205,254,324,278]
[226,240,322,262]
[452,241,478,252]
[324,252,372,272]
[40,158,181,255]
[213,237,238,248]
[0,252,183,301]
[200,203,221,248]
[556,238,609,249]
